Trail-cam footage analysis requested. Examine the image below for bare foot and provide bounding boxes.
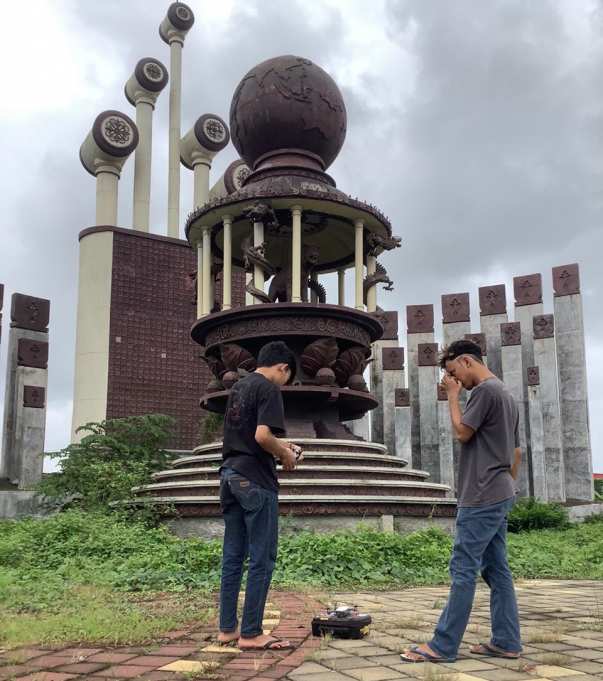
[401,643,443,662]
[238,634,293,650]
[217,630,240,644]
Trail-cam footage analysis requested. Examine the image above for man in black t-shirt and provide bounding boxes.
[217,341,302,651]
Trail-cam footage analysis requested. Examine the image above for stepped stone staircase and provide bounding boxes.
[133,439,457,532]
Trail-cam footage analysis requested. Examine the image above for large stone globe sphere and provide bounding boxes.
[229,55,347,171]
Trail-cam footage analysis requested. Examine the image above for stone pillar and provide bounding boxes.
[201,227,211,315]
[552,264,593,501]
[527,367,548,501]
[125,58,168,231]
[291,206,302,303]
[394,389,412,463]
[500,322,530,496]
[196,241,203,319]
[407,305,435,469]
[441,292,471,491]
[338,269,345,306]
[513,273,544,490]
[1,294,49,488]
[479,284,507,379]
[533,314,565,501]
[366,255,377,312]
[437,385,455,495]
[253,220,265,293]
[160,2,195,238]
[418,342,440,482]
[370,311,399,445]
[181,114,230,210]
[222,215,232,310]
[464,332,488,366]
[354,219,364,310]
[381,348,405,456]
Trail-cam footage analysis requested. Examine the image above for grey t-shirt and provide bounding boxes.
[458,377,519,507]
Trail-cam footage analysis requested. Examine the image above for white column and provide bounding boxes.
[253,220,265,293]
[222,216,232,310]
[418,346,440,482]
[291,206,302,303]
[528,382,548,501]
[132,99,154,231]
[354,219,364,310]
[201,227,211,315]
[370,340,399,444]
[96,170,119,225]
[338,269,345,306]
[394,392,412,463]
[193,159,210,209]
[437,397,455,495]
[366,255,377,312]
[196,241,203,319]
[480,312,508,380]
[167,40,183,238]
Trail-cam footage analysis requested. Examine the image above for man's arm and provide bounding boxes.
[441,375,475,443]
[510,447,521,480]
[255,425,297,471]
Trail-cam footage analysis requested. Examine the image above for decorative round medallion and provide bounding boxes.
[167,2,195,31]
[224,159,251,193]
[193,113,230,152]
[102,116,132,146]
[203,117,227,144]
[176,5,191,21]
[144,62,163,81]
[134,58,169,94]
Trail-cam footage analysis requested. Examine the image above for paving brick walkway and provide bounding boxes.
[1,581,602,681]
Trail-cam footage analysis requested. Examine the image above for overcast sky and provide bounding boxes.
[0,0,601,473]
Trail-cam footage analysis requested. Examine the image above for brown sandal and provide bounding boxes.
[471,643,520,659]
[239,636,294,651]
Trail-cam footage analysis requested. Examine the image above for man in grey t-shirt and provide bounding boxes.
[402,339,522,664]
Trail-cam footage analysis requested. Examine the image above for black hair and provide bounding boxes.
[439,339,483,369]
[257,341,296,381]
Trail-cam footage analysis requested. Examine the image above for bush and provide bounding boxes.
[38,414,174,512]
[508,497,569,533]
[594,478,603,501]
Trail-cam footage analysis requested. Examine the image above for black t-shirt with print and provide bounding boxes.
[221,372,286,492]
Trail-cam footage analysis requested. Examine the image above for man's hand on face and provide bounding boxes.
[441,373,462,397]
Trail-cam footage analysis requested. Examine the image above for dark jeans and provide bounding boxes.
[218,467,279,638]
[430,496,521,660]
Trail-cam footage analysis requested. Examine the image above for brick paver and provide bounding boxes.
[1,583,602,681]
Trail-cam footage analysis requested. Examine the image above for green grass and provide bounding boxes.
[0,510,602,649]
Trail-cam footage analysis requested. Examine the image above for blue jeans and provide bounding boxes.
[218,467,279,638]
[430,497,521,660]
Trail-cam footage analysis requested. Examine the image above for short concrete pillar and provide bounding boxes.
[533,314,565,501]
[201,227,211,315]
[500,322,530,497]
[1,294,49,488]
[437,385,455,494]
[80,110,139,226]
[527,369,548,501]
[291,206,303,303]
[394,389,412,462]
[418,342,440,482]
[380,514,395,533]
[479,284,508,379]
[125,58,168,231]
[160,2,195,238]
[381,347,405,456]
[552,264,594,501]
[464,332,488,367]
[370,311,399,444]
[354,219,364,310]
[406,305,435,469]
[338,269,345,306]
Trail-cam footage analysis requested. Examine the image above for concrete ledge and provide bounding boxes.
[127,494,457,505]
[567,502,603,523]
[166,513,456,539]
[0,491,45,519]
[172,451,410,468]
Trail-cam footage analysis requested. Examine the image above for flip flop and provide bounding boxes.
[400,645,455,663]
[471,643,520,659]
[239,636,294,651]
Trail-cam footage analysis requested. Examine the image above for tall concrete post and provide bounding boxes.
[125,58,169,231]
[527,367,548,501]
[407,305,435,469]
[533,314,565,501]
[437,384,455,494]
[441,292,471,491]
[1,294,49,488]
[160,2,195,238]
[417,342,440,482]
[513,273,544,491]
[394,389,411,463]
[370,311,399,444]
[479,284,507,379]
[381,348,405,456]
[73,112,138,441]
[464,332,488,366]
[181,114,230,209]
[500,322,530,496]
[552,264,593,501]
